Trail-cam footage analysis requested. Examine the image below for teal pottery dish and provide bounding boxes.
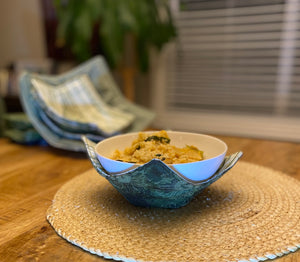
[82,133,243,208]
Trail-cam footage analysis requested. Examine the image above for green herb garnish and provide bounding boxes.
[145,136,170,144]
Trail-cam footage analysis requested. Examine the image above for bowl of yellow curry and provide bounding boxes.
[82,131,243,208]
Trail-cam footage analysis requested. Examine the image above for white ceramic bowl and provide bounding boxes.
[95,131,228,181]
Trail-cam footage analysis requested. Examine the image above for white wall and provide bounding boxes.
[0,0,46,67]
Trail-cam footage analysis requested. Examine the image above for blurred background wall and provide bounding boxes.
[0,0,299,142]
[0,0,49,111]
[0,0,46,67]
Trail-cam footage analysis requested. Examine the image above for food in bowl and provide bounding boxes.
[111,130,204,164]
[95,130,228,181]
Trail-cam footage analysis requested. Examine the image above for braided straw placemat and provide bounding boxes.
[47,161,300,262]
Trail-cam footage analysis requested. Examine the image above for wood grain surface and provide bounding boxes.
[0,135,299,262]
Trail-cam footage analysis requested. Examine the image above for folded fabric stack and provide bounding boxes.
[2,113,45,145]
[18,56,155,152]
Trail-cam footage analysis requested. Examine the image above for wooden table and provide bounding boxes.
[0,135,299,262]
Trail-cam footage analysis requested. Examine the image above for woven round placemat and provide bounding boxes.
[47,161,300,262]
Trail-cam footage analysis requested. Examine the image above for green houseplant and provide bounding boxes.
[53,0,176,73]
